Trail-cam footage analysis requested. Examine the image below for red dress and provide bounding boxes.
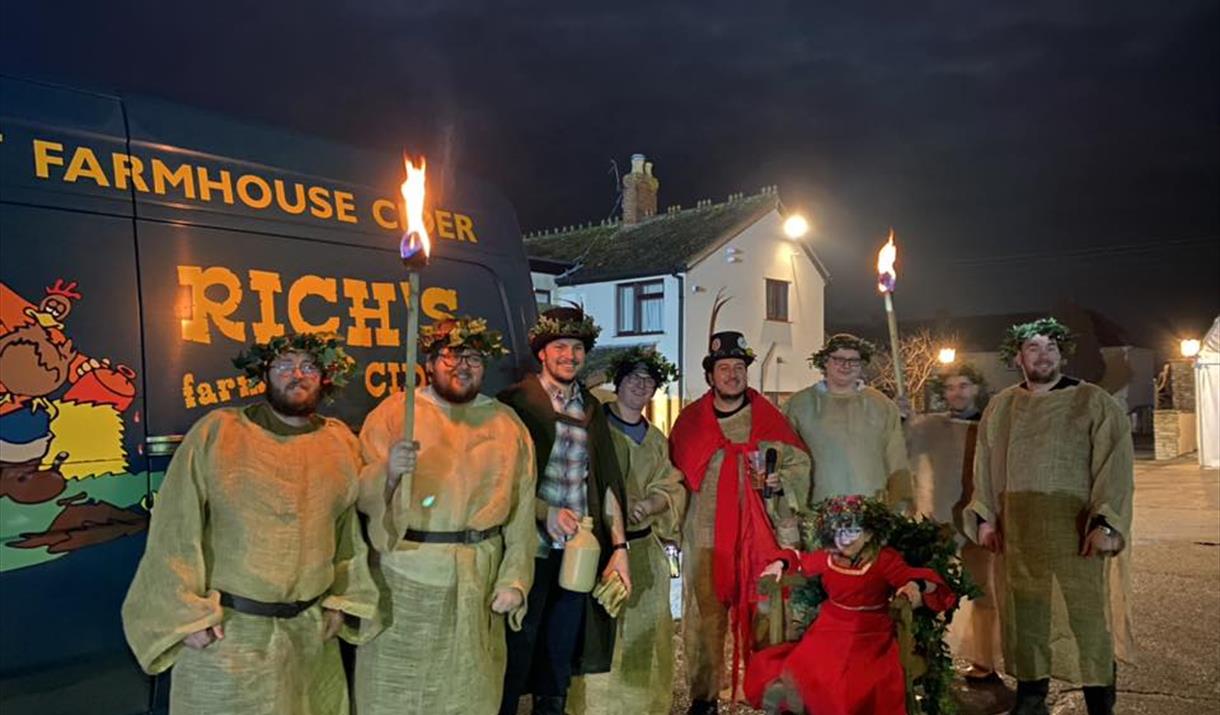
[747,546,956,714]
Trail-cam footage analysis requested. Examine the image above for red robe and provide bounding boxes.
[669,388,808,695]
[747,546,957,713]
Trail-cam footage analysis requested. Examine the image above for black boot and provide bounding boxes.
[532,695,566,715]
[1083,683,1116,715]
[687,699,719,715]
[1010,679,1050,715]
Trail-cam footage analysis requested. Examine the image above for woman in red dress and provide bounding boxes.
[753,496,957,715]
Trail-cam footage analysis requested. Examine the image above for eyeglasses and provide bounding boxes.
[270,362,322,377]
[623,374,658,390]
[827,356,863,368]
[438,352,486,368]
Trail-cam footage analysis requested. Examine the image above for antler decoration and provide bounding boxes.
[708,288,732,343]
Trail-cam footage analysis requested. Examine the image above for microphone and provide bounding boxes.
[763,447,779,498]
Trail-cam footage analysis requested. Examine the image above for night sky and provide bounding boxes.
[3,1,1217,353]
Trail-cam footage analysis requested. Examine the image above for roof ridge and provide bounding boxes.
[522,185,778,239]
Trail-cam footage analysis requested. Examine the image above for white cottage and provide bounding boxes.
[525,154,829,431]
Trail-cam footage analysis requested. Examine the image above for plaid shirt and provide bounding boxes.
[537,375,589,551]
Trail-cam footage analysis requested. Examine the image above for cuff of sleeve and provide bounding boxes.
[962,500,995,543]
[321,595,380,645]
[140,594,225,675]
[494,581,529,631]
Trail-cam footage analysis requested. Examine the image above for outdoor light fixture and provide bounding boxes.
[1181,339,1201,358]
[938,347,957,364]
[783,214,810,239]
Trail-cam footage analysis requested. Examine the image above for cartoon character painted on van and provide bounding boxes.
[0,279,148,571]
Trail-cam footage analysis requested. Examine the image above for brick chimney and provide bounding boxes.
[621,153,659,225]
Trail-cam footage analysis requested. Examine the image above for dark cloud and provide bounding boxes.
[2,0,1216,347]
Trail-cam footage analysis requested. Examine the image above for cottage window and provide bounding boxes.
[766,279,790,321]
[616,280,664,335]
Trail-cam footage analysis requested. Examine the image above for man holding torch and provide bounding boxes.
[353,316,538,715]
[497,306,631,715]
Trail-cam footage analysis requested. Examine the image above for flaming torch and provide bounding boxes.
[876,229,905,398]
[400,154,431,458]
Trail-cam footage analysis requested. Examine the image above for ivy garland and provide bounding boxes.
[231,332,357,396]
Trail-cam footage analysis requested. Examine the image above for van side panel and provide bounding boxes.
[0,78,152,715]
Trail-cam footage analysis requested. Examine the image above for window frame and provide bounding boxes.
[616,279,665,336]
[765,278,790,322]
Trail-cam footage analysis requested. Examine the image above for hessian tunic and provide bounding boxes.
[121,404,379,715]
[568,406,687,715]
[353,386,537,715]
[964,379,1135,685]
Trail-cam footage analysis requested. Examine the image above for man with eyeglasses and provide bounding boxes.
[964,318,1133,715]
[567,347,686,715]
[783,333,913,509]
[497,306,630,715]
[669,330,810,715]
[351,316,535,715]
[123,333,378,715]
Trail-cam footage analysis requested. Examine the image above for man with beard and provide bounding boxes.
[353,316,537,715]
[497,306,631,715]
[122,333,378,715]
[905,362,1002,681]
[965,318,1133,715]
[568,347,687,715]
[783,333,913,509]
[668,330,810,715]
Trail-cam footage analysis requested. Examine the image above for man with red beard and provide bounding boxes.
[965,318,1134,715]
[354,316,537,715]
[122,333,378,715]
[669,330,810,715]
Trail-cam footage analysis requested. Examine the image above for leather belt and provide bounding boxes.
[626,526,652,541]
[404,526,502,544]
[828,598,887,612]
[219,591,320,619]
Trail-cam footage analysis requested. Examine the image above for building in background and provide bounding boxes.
[526,154,829,431]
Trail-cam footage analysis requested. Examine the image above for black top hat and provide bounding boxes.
[702,330,756,372]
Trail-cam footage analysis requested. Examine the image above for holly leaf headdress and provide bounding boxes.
[998,317,1075,364]
[420,316,510,357]
[606,346,679,387]
[232,332,357,394]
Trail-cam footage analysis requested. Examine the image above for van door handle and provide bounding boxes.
[146,435,184,457]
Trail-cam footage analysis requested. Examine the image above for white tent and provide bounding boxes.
[1197,317,1220,469]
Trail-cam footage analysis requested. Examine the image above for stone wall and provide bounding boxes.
[1155,409,1198,460]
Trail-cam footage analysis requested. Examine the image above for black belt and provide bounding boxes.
[219,591,320,619]
[626,526,652,541]
[403,526,502,544]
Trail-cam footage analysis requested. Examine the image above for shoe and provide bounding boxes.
[532,695,566,715]
[1009,678,1050,715]
[687,699,719,715]
[963,665,1001,683]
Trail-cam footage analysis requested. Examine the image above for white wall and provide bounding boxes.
[685,210,826,401]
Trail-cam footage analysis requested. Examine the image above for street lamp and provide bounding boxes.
[1181,339,1201,358]
[938,347,957,364]
[783,214,809,239]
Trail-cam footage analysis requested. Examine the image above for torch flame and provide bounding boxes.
[876,228,897,293]
[400,154,430,266]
